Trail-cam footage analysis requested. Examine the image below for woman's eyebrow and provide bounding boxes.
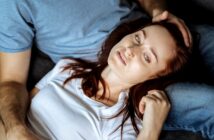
[141,29,158,63]
[150,47,158,63]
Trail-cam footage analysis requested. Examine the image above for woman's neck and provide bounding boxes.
[95,66,131,106]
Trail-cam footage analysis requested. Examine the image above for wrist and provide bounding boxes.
[137,127,160,140]
[137,0,166,18]
[152,8,165,18]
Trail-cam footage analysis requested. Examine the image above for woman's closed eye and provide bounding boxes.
[143,52,151,63]
[135,34,141,44]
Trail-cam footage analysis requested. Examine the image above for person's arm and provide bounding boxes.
[137,0,192,47]
[136,90,171,140]
[137,0,166,18]
[0,50,39,140]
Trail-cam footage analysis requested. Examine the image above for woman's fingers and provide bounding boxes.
[139,97,145,114]
[148,90,167,100]
[139,95,156,114]
[139,90,170,114]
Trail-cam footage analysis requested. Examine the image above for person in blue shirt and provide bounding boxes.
[0,0,214,140]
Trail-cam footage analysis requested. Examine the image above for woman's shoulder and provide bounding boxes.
[52,58,77,73]
[56,58,77,67]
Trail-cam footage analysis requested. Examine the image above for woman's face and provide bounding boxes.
[108,25,177,85]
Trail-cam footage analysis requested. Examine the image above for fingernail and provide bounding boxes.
[186,41,190,47]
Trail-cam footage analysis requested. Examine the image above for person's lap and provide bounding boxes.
[163,24,214,140]
[193,24,214,82]
[165,82,214,139]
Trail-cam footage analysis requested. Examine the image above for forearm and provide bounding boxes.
[137,0,167,17]
[0,81,29,132]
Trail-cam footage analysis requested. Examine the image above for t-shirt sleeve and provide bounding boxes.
[0,0,34,52]
[35,69,55,90]
[35,59,75,89]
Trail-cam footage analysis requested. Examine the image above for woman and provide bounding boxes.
[28,19,191,140]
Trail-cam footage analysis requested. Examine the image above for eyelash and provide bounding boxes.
[135,34,141,44]
[143,52,151,63]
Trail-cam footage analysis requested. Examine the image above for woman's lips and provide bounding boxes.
[117,51,126,65]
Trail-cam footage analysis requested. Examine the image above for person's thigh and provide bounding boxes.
[193,0,214,13]
[191,24,214,83]
[0,119,6,140]
[164,82,214,140]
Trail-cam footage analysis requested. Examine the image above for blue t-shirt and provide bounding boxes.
[0,0,145,62]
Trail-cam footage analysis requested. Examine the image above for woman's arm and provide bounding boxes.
[137,90,171,140]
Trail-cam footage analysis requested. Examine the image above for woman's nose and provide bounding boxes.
[125,47,134,58]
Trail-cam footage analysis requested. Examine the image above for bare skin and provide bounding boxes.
[0,50,39,140]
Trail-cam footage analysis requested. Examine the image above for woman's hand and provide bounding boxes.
[152,10,192,48]
[137,90,171,140]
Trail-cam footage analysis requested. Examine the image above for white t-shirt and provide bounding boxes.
[28,59,142,140]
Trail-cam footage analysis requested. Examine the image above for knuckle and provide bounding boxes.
[168,103,171,109]
[162,100,169,106]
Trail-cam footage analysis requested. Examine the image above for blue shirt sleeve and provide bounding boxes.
[0,0,34,52]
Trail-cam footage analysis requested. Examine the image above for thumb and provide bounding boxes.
[139,97,146,114]
[152,11,168,22]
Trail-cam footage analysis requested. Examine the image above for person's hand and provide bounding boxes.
[138,90,171,138]
[152,10,192,47]
[6,124,40,140]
